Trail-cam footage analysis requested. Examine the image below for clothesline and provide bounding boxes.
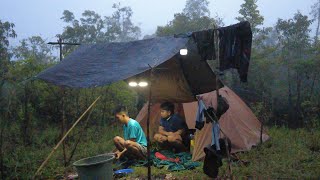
[193,21,252,83]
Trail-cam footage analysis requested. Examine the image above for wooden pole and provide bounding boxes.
[215,29,232,176]
[146,67,153,180]
[61,88,67,167]
[33,96,101,179]
[260,118,264,144]
[47,37,81,169]
[260,93,265,144]
[57,38,68,168]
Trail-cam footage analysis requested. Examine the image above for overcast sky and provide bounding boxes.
[1,0,317,47]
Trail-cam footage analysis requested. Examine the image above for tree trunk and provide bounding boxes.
[22,84,31,145]
[287,63,294,127]
[102,87,109,126]
[309,73,317,100]
[295,73,302,127]
[260,108,264,144]
[0,83,10,179]
[0,115,10,179]
[0,116,6,179]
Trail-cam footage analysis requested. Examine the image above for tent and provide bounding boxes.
[135,86,269,161]
[34,25,255,177]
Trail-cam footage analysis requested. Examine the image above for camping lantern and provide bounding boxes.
[138,82,148,87]
[128,82,138,87]
[128,81,148,87]
[180,48,188,55]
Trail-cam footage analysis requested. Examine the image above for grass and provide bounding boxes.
[124,127,320,179]
[227,127,320,179]
[125,165,208,180]
[2,125,320,179]
[2,123,121,179]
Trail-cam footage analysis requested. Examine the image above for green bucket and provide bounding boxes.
[73,154,115,180]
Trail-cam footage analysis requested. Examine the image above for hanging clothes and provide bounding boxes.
[218,21,252,82]
[195,99,220,151]
[192,29,216,61]
[211,123,220,150]
[195,99,207,130]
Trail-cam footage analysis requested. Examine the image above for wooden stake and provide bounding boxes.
[61,88,67,167]
[215,29,232,177]
[33,96,101,179]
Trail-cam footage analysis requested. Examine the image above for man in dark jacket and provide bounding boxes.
[154,102,188,152]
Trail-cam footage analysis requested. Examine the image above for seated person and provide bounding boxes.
[154,102,188,152]
[113,106,147,160]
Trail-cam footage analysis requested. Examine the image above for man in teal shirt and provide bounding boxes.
[113,106,147,160]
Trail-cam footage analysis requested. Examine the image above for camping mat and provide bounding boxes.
[116,150,201,171]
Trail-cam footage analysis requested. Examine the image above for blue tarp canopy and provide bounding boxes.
[36,35,222,102]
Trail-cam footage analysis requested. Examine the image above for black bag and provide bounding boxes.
[203,138,232,178]
[205,95,229,123]
[203,145,222,178]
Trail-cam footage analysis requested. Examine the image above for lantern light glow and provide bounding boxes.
[180,49,188,55]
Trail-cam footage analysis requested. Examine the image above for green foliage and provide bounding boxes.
[12,36,56,64]
[310,0,320,43]
[224,10,320,128]
[2,124,120,179]
[0,19,17,111]
[155,0,219,37]
[60,3,141,55]
[60,3,141,44]
[1,6,140,177]
[183,0,210,19]
[236,0,264,34]
[276,12,313,52]
[0,20,16,59]
[0,20,17,179]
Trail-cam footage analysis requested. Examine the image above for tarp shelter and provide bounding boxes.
[36,36,222,102]
[136,86,269,161]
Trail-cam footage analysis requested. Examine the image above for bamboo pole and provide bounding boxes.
[33,96,101,179]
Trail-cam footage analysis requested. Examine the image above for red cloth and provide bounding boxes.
[155,152,180,163]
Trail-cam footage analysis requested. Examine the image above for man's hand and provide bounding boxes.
[114,150,120,159]
[115,148,127,159]
[115,151,122,159]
